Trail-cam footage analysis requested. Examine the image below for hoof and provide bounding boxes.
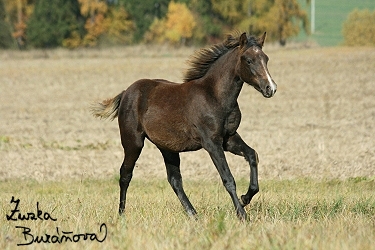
[187,209,198,220]
[237,209,247,221]
[241,195,250,207]
[119,208,125,216]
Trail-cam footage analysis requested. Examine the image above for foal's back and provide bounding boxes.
[120,79,203,152]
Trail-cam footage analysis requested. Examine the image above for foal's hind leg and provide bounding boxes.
[119,136,144,215]
[224,133,259,207]
[159,149,197,217]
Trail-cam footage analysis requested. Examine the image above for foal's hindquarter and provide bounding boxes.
[118,48,260,220]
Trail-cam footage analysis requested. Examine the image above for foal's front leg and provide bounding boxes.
[203,139,247,220]
[224,133,259,207]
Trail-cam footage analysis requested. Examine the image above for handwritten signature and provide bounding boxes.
[6,196,57,221]
[15,224,107,246]
[6,196,107,246]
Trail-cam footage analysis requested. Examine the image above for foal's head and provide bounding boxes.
[236,32,277,98]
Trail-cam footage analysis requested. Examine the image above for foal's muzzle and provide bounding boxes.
[264,83,277,98]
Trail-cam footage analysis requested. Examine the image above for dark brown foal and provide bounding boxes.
[91,31,277,220]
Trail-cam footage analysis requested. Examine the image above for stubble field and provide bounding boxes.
[1,45,375,249]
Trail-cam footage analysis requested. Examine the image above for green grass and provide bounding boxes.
[1,177,375,249]
[298,0,375,46]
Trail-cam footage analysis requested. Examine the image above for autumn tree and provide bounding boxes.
[73,0,134,47]
[145,1,196,45]
[26,0,84,48]
[105,5,135,45]
[78,0,108,46]
[165,1,196,44]
[237,0,309,46]
[342,9,375,46]
[187,0,223,44]
[211,0,244,24]
[120,0,170,42]
[0,0,14,48]
[4,0,35,48]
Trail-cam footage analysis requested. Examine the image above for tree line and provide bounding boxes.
[0,0,310,49]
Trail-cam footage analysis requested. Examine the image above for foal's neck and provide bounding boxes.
[203,48,244,109]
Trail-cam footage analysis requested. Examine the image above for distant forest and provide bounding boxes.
[0,0,310,49]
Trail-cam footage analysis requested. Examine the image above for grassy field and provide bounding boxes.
[298,0,375,46]
[1,178,374,249]
[1,44,375,249]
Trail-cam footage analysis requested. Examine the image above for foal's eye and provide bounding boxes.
[241,56,253,65]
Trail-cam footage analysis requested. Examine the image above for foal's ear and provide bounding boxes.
[239,32,248,48]
[258,32,267,47]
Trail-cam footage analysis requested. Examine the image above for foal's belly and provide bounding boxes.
[144,122,202,152]
[142,109,202,152]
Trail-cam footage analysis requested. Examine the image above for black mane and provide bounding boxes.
[183,32,261,83]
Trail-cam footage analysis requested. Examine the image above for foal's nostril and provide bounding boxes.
[265,85,271,94]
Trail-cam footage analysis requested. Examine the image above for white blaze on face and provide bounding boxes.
[262,58,277,95]
[251,47,277,96]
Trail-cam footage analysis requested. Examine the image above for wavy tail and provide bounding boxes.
[91,92,123,121]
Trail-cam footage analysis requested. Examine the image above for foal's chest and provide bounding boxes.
[224,106,241,136]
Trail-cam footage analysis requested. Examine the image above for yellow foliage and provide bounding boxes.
[165,1,196,41]
[343,9,375,46]
[78,0,107,17]
[62,30,82,48]
[144,18,166,44]
[78,0,109,46]
[83,13,109,46]
[239,0,308,45]
[106,6,134,44]
[73,1,134,47]
[145,1,196,45]
[4,0,34,47]
[211,0,243,24]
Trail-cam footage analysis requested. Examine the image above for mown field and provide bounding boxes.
[1,44,375,249]
[1,178,374,249]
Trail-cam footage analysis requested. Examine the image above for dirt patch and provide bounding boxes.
[1,46,374,181]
